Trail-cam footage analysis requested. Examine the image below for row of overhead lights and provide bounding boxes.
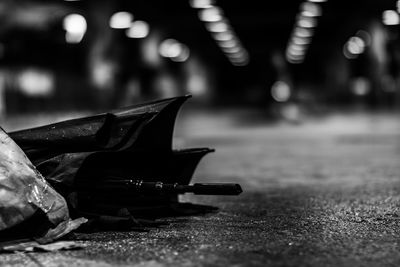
[62,11,190,62]
[109,12,150,38]
[62,11,150,44]
[108,12,191,62]
[285,0,327,64]
[189,0,249,66]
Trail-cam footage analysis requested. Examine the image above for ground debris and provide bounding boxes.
[0,240,85,252]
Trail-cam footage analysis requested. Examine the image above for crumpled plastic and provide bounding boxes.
[0,240,85,252]
[0,127,86,244]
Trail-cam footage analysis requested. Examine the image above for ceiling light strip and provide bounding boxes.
[285,0,326,64]
[190,0,249,66]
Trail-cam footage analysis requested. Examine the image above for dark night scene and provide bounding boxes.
[0,0,400,266]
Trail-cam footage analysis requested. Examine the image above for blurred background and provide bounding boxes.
[2,1,400,265]
[0,0,399,126]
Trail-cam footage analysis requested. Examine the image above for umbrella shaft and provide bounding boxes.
[77,179,242,195]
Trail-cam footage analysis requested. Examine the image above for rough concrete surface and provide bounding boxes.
[1,110,400,266]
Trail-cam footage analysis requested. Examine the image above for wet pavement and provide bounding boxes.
[1,110,400,266]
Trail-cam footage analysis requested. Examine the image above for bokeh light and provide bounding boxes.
[271,81,291,102]
[382,10,400,26]
[126,20,150,38]
[63,14,87,43]
[109,11,134,29]
[198,7,223,22]
[189,0,215,9]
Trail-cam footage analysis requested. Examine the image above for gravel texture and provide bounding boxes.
[1,110,400,266]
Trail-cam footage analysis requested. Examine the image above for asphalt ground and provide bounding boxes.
[1,109,400,266]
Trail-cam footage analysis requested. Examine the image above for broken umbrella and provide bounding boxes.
[4,95,242,235]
